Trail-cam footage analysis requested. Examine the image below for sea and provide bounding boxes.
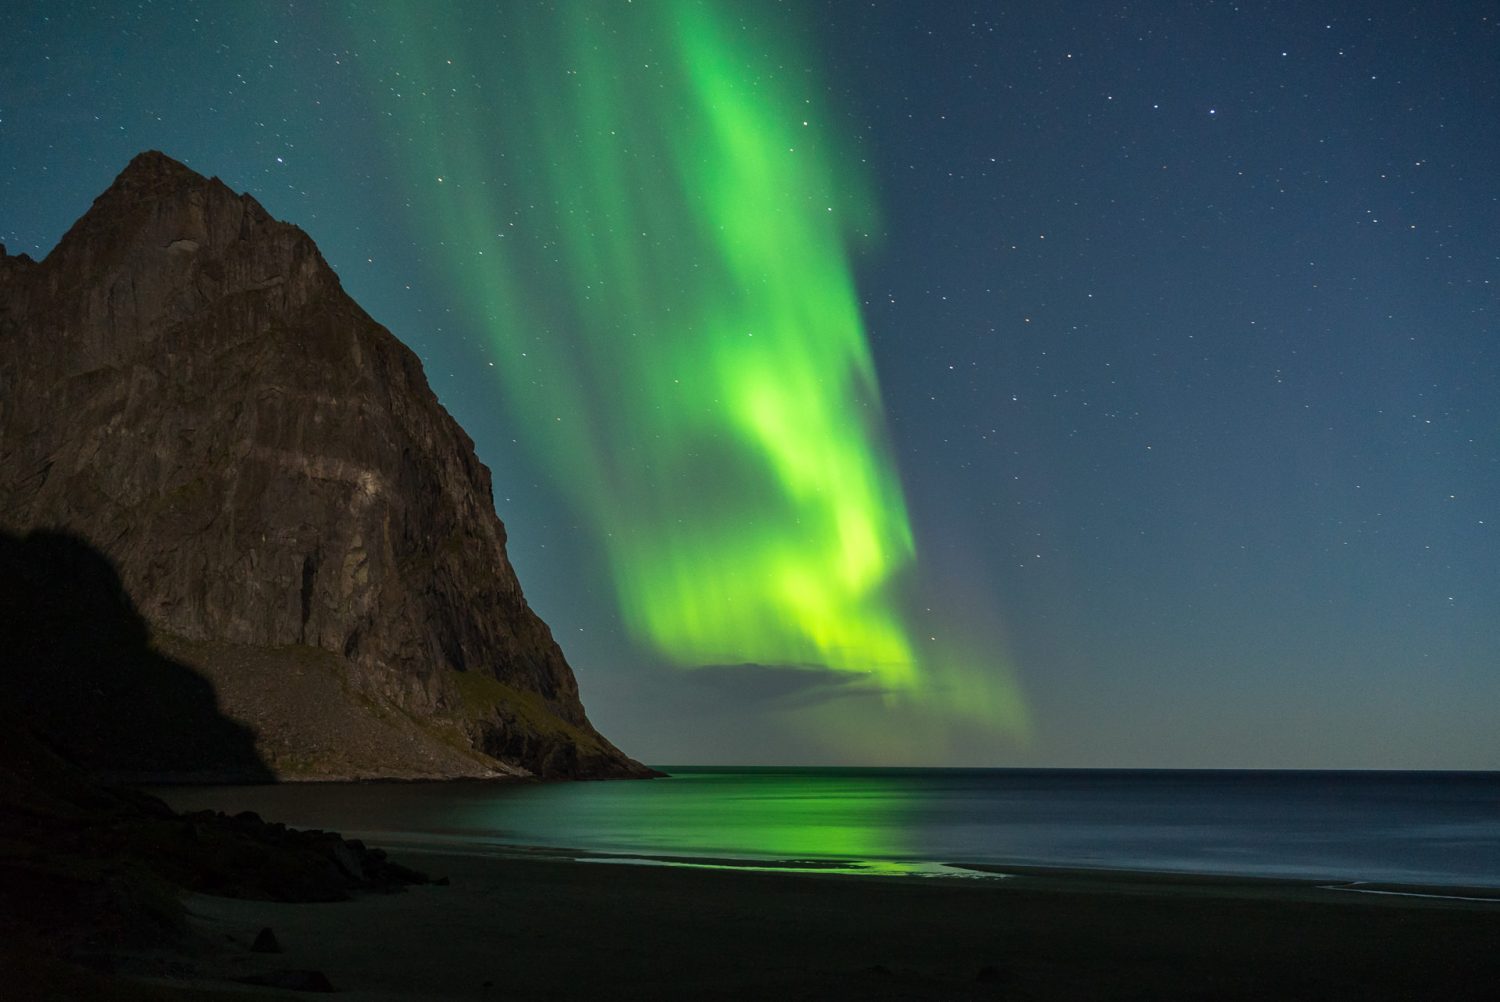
[154,767,1500,889]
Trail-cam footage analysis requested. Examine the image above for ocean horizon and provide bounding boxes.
[157,766,1500,891]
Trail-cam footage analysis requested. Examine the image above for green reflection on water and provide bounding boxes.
[152,771,1002,879]
[455,768,924,874]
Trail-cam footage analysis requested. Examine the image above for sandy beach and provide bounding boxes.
[105,851,1500,1000]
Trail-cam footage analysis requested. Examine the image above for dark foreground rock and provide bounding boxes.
[0,706,431,994]
[0,151,653,781]
[250,926,281,953]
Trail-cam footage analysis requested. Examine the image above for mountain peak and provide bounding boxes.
[99,149,212,203]
[121,148,199,180]
[80,149,271,232]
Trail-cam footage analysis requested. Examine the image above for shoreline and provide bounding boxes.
[287,832,1500,900]
[150,820,1500,903]
[109,848,1500,1000]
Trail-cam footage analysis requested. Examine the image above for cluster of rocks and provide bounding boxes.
[171,807,438,900]
[0,717,432,994]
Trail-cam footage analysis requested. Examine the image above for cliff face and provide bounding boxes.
[0,151,651,780]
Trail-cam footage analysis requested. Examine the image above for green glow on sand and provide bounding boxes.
[359,2,1026,741]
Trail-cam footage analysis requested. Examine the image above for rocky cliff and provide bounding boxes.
[0,151,652,780]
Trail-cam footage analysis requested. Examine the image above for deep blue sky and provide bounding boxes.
[2,1,1495,767]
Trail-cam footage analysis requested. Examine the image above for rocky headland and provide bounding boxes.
[0,151,652,782]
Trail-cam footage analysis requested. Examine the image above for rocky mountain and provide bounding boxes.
[0,151,653,780]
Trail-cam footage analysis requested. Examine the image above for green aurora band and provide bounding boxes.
[359,2,1026,743]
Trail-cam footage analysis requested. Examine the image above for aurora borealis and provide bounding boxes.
[358,2,1001,711]
[3,1,1497,767]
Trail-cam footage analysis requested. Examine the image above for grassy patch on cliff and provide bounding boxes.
[448,669,607,758]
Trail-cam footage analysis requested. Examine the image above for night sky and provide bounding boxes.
[3,1,1496,769]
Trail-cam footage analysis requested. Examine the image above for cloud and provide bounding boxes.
[683,662,894,708]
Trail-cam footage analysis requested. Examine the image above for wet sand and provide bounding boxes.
[132,851,1500,1000]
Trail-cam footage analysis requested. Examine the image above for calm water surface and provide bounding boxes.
[156,768,1500,886]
